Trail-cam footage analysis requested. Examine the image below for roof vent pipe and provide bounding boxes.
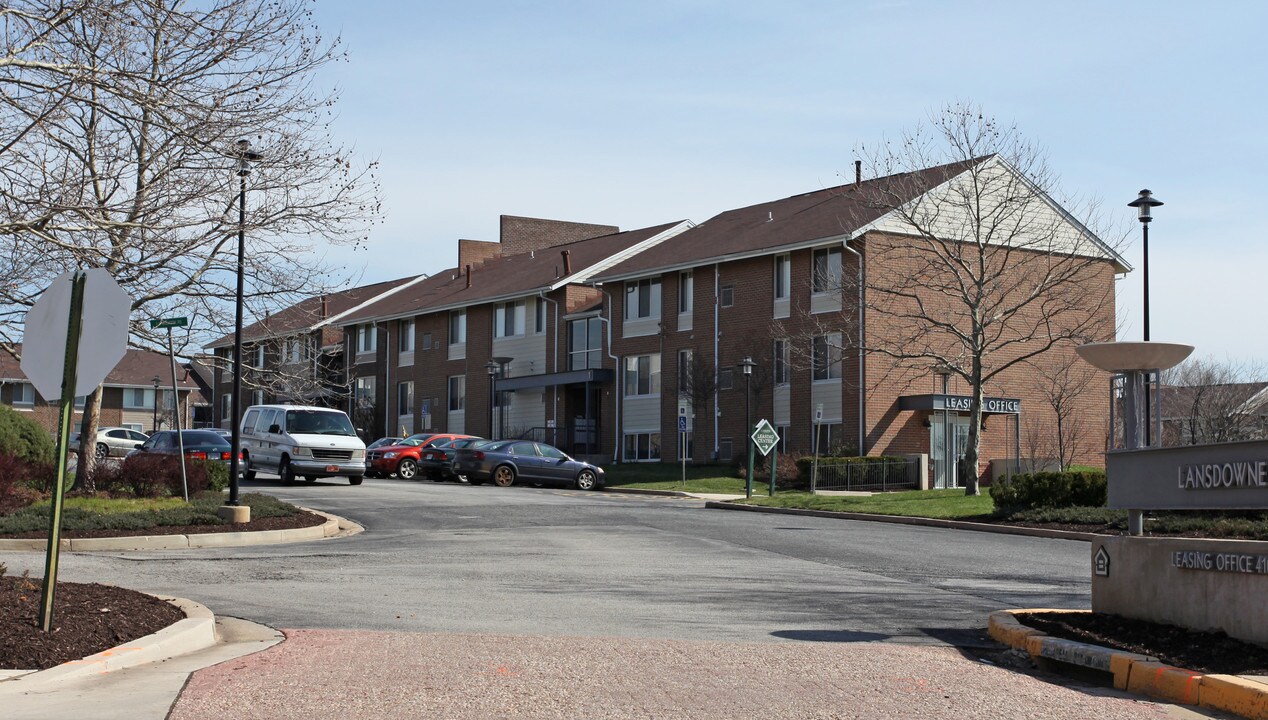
[855,160,862,185]
[561,250,572,275]
[465,264,472,289]
[767,211,773,222]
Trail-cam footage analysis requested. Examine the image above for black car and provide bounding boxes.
[452,440,605,490]
[129,430,237,466]
[420,437,490,481]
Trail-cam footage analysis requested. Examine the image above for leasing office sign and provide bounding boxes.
[1106,439,1268,510]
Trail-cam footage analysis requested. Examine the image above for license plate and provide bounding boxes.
[326,465,339,472]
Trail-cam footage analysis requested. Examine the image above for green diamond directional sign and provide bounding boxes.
[149,316,188,329]
[751,419,779,457]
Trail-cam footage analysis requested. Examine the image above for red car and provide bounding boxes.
[365,433,476,480]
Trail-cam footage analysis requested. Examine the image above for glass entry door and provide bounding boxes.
[931,413,972,488]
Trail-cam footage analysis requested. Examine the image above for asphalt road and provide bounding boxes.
[6,476,1090,647]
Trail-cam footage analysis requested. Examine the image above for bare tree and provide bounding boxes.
[0,0,381,480]
[1160,358,1268,445]
[1026,359,1095,470]
[842,104,1122,495]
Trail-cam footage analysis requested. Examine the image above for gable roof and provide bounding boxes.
[337,221,691,325]
[0,346,201,393]
[592,156,1129,282]
[204,275,425,349]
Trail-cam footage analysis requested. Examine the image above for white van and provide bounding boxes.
[239,404,366,485]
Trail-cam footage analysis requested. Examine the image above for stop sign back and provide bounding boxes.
[22,269,132,398]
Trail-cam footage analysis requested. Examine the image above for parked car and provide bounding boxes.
[419,437,490,481]
[452,440,605,490]
[239,405,366,485]
[128,429,237,466]
[367,436,404,450]
[365,432,476,480]
[69,427,149,459]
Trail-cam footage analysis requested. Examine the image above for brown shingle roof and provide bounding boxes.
[592,158,985,280]
[338,222,686,325]
[205,275,423,349]
[0,346,200,389]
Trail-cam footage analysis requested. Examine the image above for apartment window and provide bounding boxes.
[534,298,546,334]
[718,368,734,390]
[813,332,843,380]
[494,300,526,338]
[12,382,33,406]
[720,285,734,308]
[420,332,433,350]
[253,345,265,369]
[623,354,661,397]
[397,381,414,415]
[449,310,466,344]
[123,388,155,410]
[287,337,306,363]
[447,375,465,411]
[356,324,377,354]
[813,247,842,292]
[568,317,603,371]
[354,376,376,407]
[678,271,693,313]
[815,422,845,453]
[774,339,790,385]
[122,423,143,433]
[677,349,693,397]
[623,432,661,462]
[776,424,790,454]
[624,278,661,320]
[774,255,790,300]
[399,319,415,352]
[220,393,232,423]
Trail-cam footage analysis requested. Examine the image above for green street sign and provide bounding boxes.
[149,316,188,329]
[751,419,779,456]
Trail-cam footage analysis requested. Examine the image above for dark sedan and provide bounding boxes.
[129,430,238,466]
[452,440,604,490]
[420,437,491,481]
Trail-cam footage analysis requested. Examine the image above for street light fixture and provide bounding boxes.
[1127,188,1163,446]
[485,361,499,439]
[151,376,161,432]
[739,356,756,498]
[228,139,262,509]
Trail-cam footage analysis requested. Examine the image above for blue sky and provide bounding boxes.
[307,1,1267,364]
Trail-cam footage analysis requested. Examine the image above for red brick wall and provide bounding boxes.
[457,239,501,268]
[499,216,618,256]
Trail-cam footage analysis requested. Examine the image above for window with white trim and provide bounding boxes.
[253,345,265,369]
[494,300,526,338]
[774,339,790,385]
[12,382,33,406]
[677,349,693,398]
[813,332,843,380]
[623,354,661,397]
[774,254,790,300]
[812,247,842,293]
[399,319,415,352]
[447,375,465,411]
[534,298,546,334]
[397,381,414,415]
[123,388,156,410]
[678,271,693,313]
[624,278,661,320]
[568,317,603,371]
[287,337,307,363]
[623,432,661,461]
[356,324,377,354]
[354,376,376,407]
[449,310,466,344]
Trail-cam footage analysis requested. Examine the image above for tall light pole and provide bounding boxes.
[228,139,262,509]
[739,356,756,498]
[151,376,161,432]
[1128,189,1163,445]
[485,360,498,439]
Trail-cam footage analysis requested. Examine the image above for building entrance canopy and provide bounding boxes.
[898,394,1021,415]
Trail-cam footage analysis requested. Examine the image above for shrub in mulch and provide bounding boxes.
[1005,506,1268,540]
[0,567,185,671]
[990,470,1107,513]
[91,454,213,499]
[0,454,55,513]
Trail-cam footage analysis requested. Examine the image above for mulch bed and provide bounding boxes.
[1019,611,1268,675]
[0,509,328,539]
[0,575,186,670]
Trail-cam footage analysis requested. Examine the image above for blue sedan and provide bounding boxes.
[452,440,605,490]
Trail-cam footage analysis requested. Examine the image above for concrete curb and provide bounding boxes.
[603,487,696,498]
[988,609,1268,720]
[0,507,360,553]
[0,594,216,694]
[704,501,1104,542]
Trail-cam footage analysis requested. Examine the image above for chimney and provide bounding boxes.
[320,295,329,319]
[561,250,572,276]
[465,264,472,289]
[855,160,862,185]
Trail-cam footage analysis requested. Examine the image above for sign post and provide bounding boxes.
[812,404,823,493]
[678,409,688,487]
[23,269,131,632]
[150,317,189,500]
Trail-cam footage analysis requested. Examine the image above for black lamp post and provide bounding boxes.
[228,139,262,507]
[485,360,498,439]
[151,376,161,432]
[1127,189,1163,342]
[1128,189,1163,446]
[739,356,756,498]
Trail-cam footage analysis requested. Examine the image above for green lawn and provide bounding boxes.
[737,489,995,519]
[25,496,188,515]
[604,463,771,496]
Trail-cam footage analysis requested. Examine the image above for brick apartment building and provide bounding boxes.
[204,159,1126,488]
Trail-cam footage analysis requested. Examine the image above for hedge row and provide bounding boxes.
[989,470,1107,512]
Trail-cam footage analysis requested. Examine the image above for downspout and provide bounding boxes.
[381,321,390,436]
[713,263,720,460]
[538,291,559,431]
[598,286,621,463]
[842,239,865,455]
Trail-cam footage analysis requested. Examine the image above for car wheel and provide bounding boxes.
[349,476,363,486]
[466,477,482,485]
[576,469,599,491]
[279,459,296,485]
[94,443,109,460]
[493,465,516,487]
[397,458,418,480]
[243,455,256,482]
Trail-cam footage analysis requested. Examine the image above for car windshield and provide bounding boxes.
[286,410,356,436]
